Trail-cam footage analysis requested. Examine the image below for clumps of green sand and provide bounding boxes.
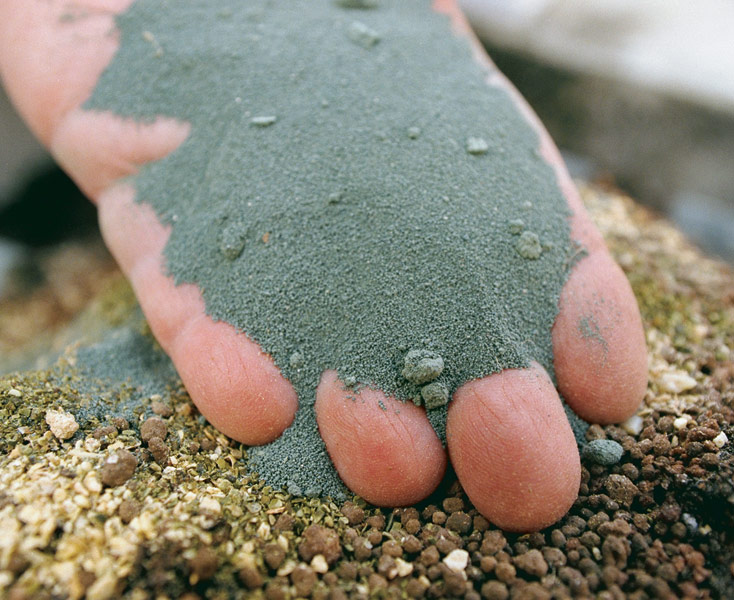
[401,349,444,385]
[516,230,543,260]
[218,222,247,260]
[401,350,449,409]
[420,381,449,409]
[509,219,544,260]
[508,218,524,235]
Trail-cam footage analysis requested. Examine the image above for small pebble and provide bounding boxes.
[93,425,117,440]
[431,510,447,525]
[442,549,468,572]
[310,554,329,574]
[251,115,277,127]
[674,415,691,430]
[366,513,385,529]
[111,417,129,431]
[341,501,365,525]
[481,581,509,600]
[140,417,167,442]
[582,439,624,466]
[200,437,216,451]
[45,409,79,440]
[199,497,222,515]
[605,474,638,506]
[100,450,138,487]
[407,127,421,139]
[264,543,286,570]
[337,562,358,581]
[327,192,343,205]
[403,535,422,554]
[473,515,489,532]
[239,566,263,590]
[273,513,295,532]
[682,513,698,534]
[420,546,440,566]
[148,437,169,465]
[442,497,463,512]
[436,538,457,555]
[291,565,316,596]
[466,137,488,155]
[347,21,380,48]
[118,499,141,523]
[421,382,449,409]
[190,547,218,581]
[382,540,403,558]
[395,558,413,577]
[151,400,173,417]
[622,414,644,436]
[513,549,548,577]
[480,530,507,555]
[445,511,472,534]
[495,562,516,582]
[713,431,728,448]
[298,525,342,565]
[659,370,697,394]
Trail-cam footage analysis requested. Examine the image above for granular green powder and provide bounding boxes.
[87,0,578,497]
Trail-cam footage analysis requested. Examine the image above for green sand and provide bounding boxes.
[87,0,579,497]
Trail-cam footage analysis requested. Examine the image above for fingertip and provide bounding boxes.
[448,363,580,532]
[553,250,648,424]
[316,371,447,506]
[170,315,298,446]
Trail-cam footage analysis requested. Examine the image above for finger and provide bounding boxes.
[447,362,581,532]
[553,248,648,423]
[315,370,447,506]
[0,0,133,146]
[432,0,647,424]
[97,183,298,445]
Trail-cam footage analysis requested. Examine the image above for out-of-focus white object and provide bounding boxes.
[459,0,734,114]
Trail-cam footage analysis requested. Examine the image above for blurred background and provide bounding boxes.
[460,0,734,263]
[1,0,734,304]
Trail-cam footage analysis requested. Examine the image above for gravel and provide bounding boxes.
[2,185,734,598]
[99,450,137,487]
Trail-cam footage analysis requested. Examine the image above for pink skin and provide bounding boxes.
[0,0,647,531]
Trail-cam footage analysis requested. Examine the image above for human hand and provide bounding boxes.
[0,0,647,531]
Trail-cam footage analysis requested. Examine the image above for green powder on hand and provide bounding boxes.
[87,0,578,497]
